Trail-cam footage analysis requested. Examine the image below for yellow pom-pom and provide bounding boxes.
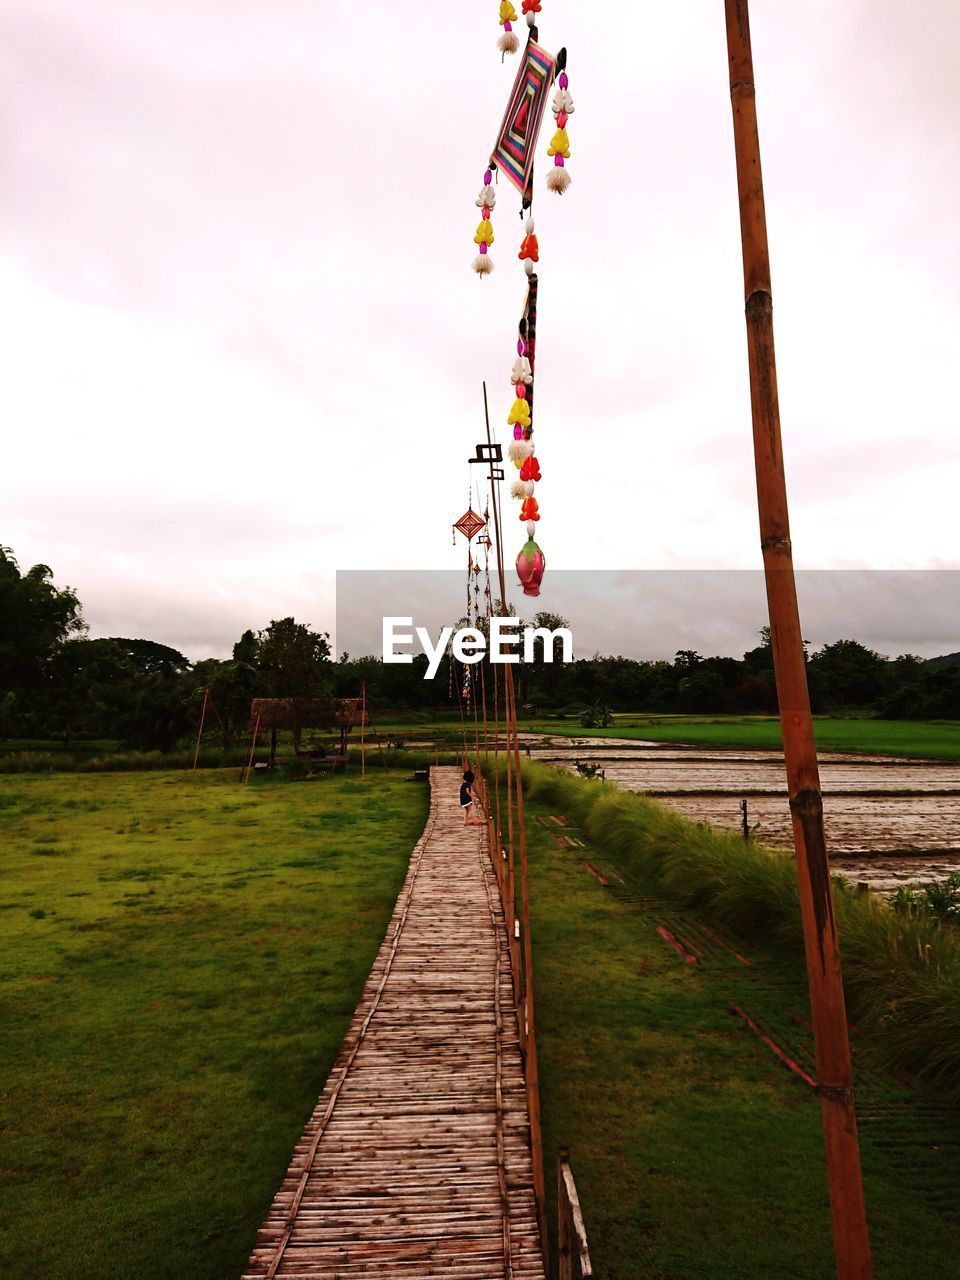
[499,1,518,22]
[474,219,495,247]
[547,127,570,159]
[507,398,532,427]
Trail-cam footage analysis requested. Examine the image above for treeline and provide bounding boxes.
[1,546,957,751]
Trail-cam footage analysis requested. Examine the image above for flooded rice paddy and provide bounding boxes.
[525,738,960,891]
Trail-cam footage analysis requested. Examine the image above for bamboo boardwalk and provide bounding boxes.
[244,766,545,1280]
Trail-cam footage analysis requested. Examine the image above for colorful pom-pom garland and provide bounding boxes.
[472,168,496,276]
[546,56,573,194]
[470,14,576,598]
[497,1,519,56]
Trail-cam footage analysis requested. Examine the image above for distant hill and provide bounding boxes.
[926,652,960,668]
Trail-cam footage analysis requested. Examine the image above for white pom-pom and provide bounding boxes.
[526,520,537,538]
[552,87,575,116]
[524,480,536,497]
[472,254,494,276]
[507,439,534,463]
[525,11,536,26]
[546,167,572,195]
[510,480,526,500]
[525,214,535,235]
[524,258,534,276]
[497,30,519,55]
[510,356,533,385]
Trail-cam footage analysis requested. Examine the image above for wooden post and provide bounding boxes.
[192,687,209,770]
[558,1148,594,1280]
[723,4,873,1277]
[558,1148,572,1280]
[360,682,366,777]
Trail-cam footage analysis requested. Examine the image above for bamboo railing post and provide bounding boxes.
[723,4,872,1277]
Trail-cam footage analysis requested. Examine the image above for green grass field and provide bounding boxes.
[518,714,960,759]
[4,762,959,1278]
[0,768,427,1278]
[520,779,960,1279]
[347,713,960,761]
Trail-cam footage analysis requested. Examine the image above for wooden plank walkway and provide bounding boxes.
[244,766,545,1280]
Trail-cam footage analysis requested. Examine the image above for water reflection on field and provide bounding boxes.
[526,738,960,891]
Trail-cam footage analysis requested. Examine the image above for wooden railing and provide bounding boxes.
[473,763,593,1280]
[558,1148,594,1280]
[471,763,546,1252]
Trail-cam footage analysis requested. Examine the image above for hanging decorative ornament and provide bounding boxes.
[472,168,496,277]
[465,9,572,603]
[507,393,532,428]
[546,50,573,194]
[453,507,486,542]
[518,214,539,279]
[516,537,546,597]
[481,510,493,612]
[491,41,556,202]
[497,1,519,57]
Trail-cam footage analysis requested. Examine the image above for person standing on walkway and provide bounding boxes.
[460,770,482,825]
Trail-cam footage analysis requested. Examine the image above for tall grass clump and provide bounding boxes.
[0,746,255,774]
[516,761,960,1094]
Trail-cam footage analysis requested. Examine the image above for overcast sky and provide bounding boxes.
[2,1,958,660]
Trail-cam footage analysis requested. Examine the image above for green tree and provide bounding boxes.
[808,638,889,710]
[256,618,331,698]
[0,547,85,734]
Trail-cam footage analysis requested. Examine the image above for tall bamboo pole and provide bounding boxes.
[482,379,547,1267]
[723,4,872,1277]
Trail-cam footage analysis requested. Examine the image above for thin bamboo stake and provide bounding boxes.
[360,681,366,777]
[242,712,261,786]
[192,687,209,771]
[723,4,872,1277]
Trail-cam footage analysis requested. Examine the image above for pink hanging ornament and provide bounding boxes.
[516,537,546,597]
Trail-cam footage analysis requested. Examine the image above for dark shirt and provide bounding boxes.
[460,782,472,806]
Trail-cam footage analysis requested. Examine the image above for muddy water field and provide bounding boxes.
[527,738,960,891]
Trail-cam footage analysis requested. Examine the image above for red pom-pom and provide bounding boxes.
[518,233,540,263]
